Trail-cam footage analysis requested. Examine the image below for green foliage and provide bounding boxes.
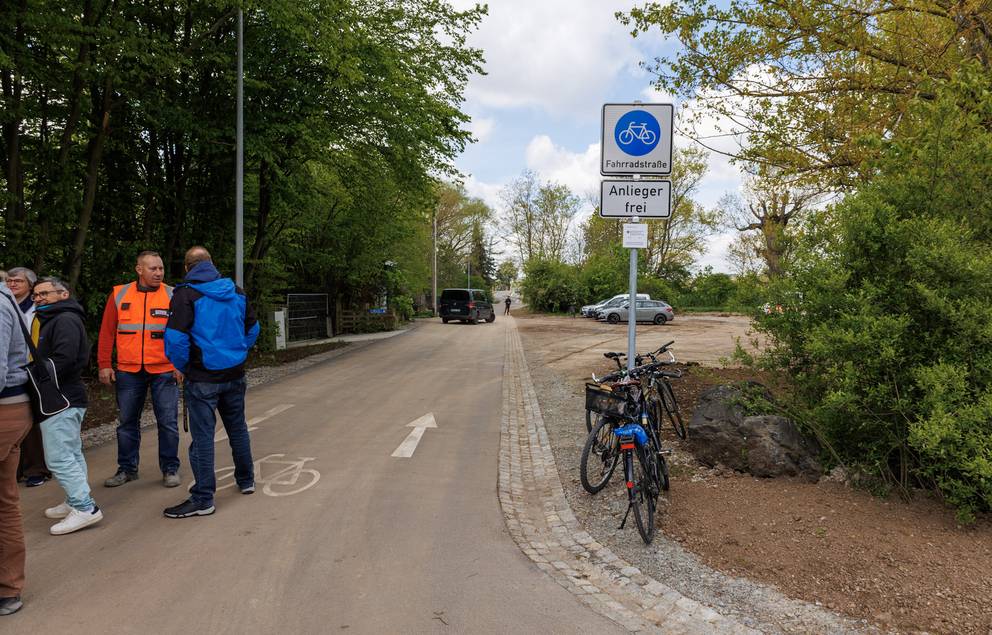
[0,1,485,343]
[755,66,992,519]
[496,260,518,289]
[389,295,414,322]
[578,248,628,302]
[675,267,736,309]
[637,276,677,304]
[520,258,583,313]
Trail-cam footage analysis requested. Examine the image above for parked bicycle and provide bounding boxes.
[578,342,684,544]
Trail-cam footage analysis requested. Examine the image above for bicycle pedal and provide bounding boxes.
[658,449,673,455]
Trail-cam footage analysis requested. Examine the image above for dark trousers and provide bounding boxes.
[16,417,50,480]
[0,401,31,597]
[504,304,511,315]
[186,377,253,507]
[115,370,180,475]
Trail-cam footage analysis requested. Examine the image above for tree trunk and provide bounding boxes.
[67,75,113,290]
[246,158,273,293]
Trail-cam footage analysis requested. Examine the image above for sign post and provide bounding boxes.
[600,102,675,371]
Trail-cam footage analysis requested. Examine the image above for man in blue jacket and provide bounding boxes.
[163,246,259,518]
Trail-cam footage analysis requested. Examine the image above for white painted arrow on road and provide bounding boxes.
[391,413,438,458]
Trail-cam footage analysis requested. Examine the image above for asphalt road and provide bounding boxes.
[14,318,619,634]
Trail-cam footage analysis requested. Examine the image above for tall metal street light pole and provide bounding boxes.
[432,209,438,316]
[235,8,245,288]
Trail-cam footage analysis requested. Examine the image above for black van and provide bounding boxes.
[439,288,496,324]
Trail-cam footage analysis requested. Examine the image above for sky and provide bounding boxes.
[448,0,743,272]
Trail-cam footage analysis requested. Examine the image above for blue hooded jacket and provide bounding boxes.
[165,261,259,382]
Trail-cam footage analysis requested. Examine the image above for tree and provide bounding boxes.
[433,182,493,291]
[500,171,580,264]
[0,1,486,334]
[620,0,992,188]
[719,173,822,277]
[643,147,716,281]
[496,260,518,289]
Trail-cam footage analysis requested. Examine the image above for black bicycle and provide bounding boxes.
[579,344,682,495]
[583,342,685,438]
[585,363,671,543]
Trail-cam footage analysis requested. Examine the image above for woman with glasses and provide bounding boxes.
[4,269,50,488]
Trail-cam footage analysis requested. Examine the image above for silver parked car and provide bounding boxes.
[600,299,675,325]
[590,294,650,319]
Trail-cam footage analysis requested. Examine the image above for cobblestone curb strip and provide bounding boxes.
[498,321,757,634]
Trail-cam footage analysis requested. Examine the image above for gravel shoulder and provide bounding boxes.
[517,313,992,635]
[519,320,868,634]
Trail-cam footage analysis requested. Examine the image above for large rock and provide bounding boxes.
[689,384,822,481]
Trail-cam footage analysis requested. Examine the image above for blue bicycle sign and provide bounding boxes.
[614,110,661,157]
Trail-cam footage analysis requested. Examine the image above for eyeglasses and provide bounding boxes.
[32,289,64,300]
[6,278,27,285]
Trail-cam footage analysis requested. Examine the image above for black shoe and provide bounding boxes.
[0,596,22,616]
[163,499,215,518]
[25,475,49,487]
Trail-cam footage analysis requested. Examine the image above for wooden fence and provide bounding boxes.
[337,309,397,334]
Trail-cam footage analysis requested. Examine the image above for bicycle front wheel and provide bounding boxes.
[580,416,620,494]
[660,380,687,440]
[631,446,658,544]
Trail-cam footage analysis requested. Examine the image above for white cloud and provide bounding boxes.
[461,174,503,212]
[449,0,642,116]
[524,135,601,196]
[467,116,495,144]
[640,85,676,105]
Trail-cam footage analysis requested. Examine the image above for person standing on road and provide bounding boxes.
[31,277,103,535]
[0,281,32,614]
[163,247,259,519]
[504,295,511,315]
[98,251,182,489]
[6,268,50,488]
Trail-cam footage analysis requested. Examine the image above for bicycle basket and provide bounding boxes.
[585,383,628,418]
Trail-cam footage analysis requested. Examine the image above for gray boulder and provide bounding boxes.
[689,384,822,481]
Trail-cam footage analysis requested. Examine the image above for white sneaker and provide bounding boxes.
[50,506,103,535]
[45,501,72,519]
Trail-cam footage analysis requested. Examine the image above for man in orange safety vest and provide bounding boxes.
[97,251,182,488]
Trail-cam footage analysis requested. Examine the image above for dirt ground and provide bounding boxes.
[516,312,992,635]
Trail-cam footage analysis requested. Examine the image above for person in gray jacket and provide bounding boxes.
[0,282,32,615]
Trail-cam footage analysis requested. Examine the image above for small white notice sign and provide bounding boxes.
[623,223,648,249]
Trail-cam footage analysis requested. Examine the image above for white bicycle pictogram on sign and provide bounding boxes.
[215,454,320,497]
[617,121,657,146]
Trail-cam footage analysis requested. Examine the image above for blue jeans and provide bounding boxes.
[40,407,95,512]
[115,370,180,475]
[187,378,253,507]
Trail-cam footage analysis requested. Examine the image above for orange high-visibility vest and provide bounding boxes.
[112,282,175,373]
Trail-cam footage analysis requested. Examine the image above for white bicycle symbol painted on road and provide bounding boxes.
[617,121,657,146]
[215,454,320,497]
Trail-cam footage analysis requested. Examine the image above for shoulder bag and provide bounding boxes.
[2,293,70,416]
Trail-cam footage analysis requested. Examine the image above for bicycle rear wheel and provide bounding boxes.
[580,416,620,494]
[660,380,687,440]
[631,446,658,544]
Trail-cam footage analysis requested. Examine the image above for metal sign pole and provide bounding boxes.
[235,9,244,288]
[627,215,638,372]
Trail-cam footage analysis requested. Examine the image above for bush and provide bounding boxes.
[756,68,992,520]
[389,294,414,321]
[521,258,583,312]
[579,249,628,303]
[638,276,677,304]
